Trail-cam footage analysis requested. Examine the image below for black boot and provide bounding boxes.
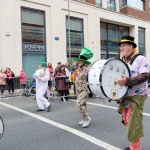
[123,147,130,150]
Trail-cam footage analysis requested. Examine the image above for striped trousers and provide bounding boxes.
[122,107,141,150]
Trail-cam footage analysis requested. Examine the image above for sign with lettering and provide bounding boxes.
[22,44,46,53]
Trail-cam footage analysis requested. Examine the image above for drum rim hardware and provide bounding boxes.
[0,116,4,140]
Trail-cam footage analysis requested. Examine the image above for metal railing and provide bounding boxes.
[51,76,76,103]
[0,76,36,98]
[0,75,77,102]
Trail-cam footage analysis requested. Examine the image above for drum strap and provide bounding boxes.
[129,53,143,65]
[122,53,143,65]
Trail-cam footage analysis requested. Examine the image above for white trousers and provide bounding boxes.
[36,85,50,109]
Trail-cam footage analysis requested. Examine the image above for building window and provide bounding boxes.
[21,7,46,78]
[66,16,84,57]
[120,0,145,11]
[107,0,116,11]
[21,8,46,45]
[120,0,127,7]
[100,22,129,59]
[138,27,145,55]
[95,0,102,7]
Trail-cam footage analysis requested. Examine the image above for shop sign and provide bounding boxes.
[23,44,46,52]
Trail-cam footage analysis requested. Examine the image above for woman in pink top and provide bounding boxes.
[18,70,26,90]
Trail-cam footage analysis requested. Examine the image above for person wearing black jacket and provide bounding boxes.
[5,67,15,96]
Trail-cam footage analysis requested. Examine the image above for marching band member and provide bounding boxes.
[73,47,93,128]
[117,36,149,150]
[33,62,52,112]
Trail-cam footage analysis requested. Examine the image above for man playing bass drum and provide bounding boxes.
[117,36,149,150]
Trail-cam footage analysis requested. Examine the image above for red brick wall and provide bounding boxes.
[120,0,150,21]
[86,0,95,4]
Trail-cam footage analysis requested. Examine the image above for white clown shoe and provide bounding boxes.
[78,120,84,125]
[82,118,91,128]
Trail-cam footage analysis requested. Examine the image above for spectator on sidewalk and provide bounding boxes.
[65,62,71,95]
[54,62,61,77]
[56,65,68,101]
[5,67,15,96]
[0,69,7,98]
[70,62,78,95]
[54,62,61,93]
[18,70,26,93]
[47,62,54,91]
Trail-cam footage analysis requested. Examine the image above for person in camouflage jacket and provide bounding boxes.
[73,47,93,128]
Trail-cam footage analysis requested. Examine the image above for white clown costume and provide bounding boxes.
[33,62,51,112]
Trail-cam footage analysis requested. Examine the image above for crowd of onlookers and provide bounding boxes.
[0,61,78,99]
[48,61,78,101]
[0,67,26,98]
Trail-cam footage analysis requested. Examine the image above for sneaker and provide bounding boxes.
[47,104,52,112]
[78,120,84,125]
[36,109,44,112]
[123,147,130,150]
[82,118,91,128]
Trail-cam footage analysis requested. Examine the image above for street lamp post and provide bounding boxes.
[68,0,71,67]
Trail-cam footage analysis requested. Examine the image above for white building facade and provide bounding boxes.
[0,0,150,78]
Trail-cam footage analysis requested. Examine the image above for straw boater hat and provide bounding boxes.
[73,47,93,65]
[118,35,137,48]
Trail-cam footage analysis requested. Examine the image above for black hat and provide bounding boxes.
[118,35,137,48]
[57,62,61,64]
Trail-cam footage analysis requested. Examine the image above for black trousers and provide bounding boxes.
[0,85,5,94]
[59,90,68,100]
[7,79,14,94]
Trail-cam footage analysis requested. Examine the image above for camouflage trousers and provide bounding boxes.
[76,91,90,121]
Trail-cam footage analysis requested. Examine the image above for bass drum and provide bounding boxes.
[88,58,130,100]
[0,116,4,139]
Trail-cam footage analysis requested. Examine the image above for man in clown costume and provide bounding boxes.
[118,36,149,150]
[73,47,93,128]
[33,62,52,112]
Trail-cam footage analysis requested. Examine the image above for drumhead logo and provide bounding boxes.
[114,81,117,86]
[111,89,118,100]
